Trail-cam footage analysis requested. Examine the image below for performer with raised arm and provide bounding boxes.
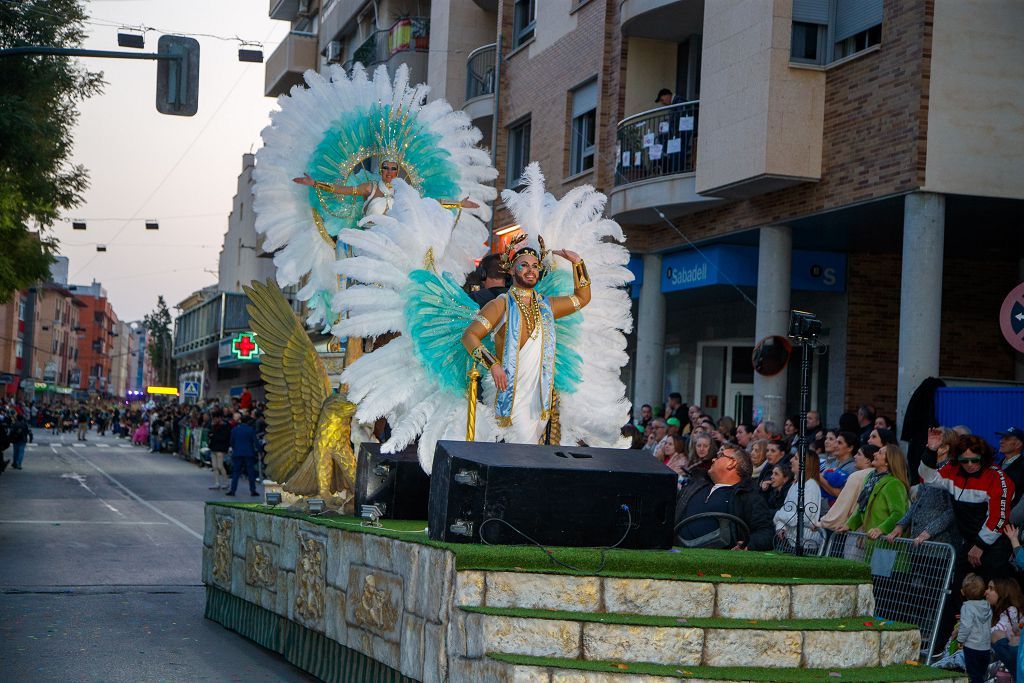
[334,162,635,472]
[461,235,591,444]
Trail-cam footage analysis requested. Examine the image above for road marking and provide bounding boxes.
[70,452,203,540]
[119,444,132,449]
[0,520,168,525]
[72,443,86,447]
[96,444,110,448]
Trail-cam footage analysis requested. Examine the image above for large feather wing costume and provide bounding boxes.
[501,163,635,448]
[337,165,634,472]
[244,279,330,484]
[253,63,497,330]
[334,181,497,471]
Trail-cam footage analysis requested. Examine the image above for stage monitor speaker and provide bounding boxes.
[355,443,430,520]
[428,441,676,549]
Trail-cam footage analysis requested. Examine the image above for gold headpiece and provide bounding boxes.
[499,233,544,273]
[372,97,422,187]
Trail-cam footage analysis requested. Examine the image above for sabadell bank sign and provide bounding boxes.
[660,245,846,294]
[666,262,709,287]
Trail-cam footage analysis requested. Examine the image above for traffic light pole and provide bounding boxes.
[0,36,200,117]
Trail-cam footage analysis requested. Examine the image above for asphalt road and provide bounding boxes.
[0,429,317,682]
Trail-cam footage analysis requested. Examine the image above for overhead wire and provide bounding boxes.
[68,20,279,280]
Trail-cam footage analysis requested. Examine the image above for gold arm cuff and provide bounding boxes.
[573,259,591,288]
[473,314,493,333]
[471,345,497,370]
[313,180,336,193]
[569,295,581,312]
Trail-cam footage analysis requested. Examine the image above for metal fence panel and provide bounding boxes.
[824,531,956,660]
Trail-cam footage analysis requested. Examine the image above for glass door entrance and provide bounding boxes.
[694,341,754,425]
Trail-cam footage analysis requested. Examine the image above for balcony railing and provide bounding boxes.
[615,100,699,186]
[465,43,496,100]
[342,17,429,72]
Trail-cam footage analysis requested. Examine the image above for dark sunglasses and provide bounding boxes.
[959,456,982,464]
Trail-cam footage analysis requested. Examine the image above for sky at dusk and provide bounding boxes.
[51,0,289,321]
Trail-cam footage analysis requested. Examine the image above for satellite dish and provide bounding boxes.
[752,335,792,377]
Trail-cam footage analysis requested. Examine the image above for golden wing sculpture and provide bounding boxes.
[244,279,357,510]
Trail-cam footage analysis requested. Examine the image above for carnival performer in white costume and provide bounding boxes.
[460,236,590,444]
[252,63,496,334]
[335,163,636,472]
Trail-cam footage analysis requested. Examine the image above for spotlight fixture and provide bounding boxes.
[238,43,263,63]
[265,491,282,506]
[145,220,159,230]
[96,245,107,252]
[306,498,325,514]
[494,223,521,236]
[72,220,86,230]
[117,28,145,49]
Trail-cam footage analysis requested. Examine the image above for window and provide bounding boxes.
[790,0,881,65]
[17,298,25,321]
[506,117,531,188]
[569,80,597,176]
[791,21,826,64]
[512,0,536,49]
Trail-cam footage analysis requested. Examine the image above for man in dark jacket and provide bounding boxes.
[9,413,30,470]
[675,443,774,551]
[227,415,260,497]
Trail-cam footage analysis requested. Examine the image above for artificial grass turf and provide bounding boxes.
[211,502,871,584]
[461,606,914,631]
[487,654,962,682]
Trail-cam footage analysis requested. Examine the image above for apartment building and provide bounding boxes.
[263,0,1024,428]
[488,0,1024,429]
[0,284,84,401]
[69,281,119,399]
[265,0,495,113]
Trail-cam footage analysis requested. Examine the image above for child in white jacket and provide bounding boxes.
[959,573,993,683]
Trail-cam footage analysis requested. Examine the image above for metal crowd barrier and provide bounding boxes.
[771,500,827,556]
[823,531,956,660]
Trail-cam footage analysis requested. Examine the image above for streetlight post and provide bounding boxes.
[788,310,821,557]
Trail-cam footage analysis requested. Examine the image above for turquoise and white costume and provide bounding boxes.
[252,63,497,331]
[335,164,636,473]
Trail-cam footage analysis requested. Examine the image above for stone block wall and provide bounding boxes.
[203,507,455,683]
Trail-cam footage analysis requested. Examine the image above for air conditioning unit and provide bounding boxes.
[297,0,311,16]
[326,40,343,63]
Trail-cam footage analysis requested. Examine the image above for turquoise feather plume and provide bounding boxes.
[536,269,582,395]
[404,269,492,395]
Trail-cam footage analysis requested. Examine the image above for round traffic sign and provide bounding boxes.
[999,282,1024,353]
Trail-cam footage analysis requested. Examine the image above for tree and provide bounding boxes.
[144,296,173,386]
[0,1,104,301]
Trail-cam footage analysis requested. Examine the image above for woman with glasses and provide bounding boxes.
[921,430,1015,579]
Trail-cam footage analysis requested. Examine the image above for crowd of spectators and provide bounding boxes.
[627,397,1024,677]
[0,394,267,497]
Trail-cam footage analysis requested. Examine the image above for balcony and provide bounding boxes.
[264,31,318,98]
[341,17,429,78]
[609,101,723,222]
[621,0,703,41]
[463,43,495,122]
[269,0,303,22]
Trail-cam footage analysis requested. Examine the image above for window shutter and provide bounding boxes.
[834,0,882,41]
[792,0,829,24]
[572,80,598,118]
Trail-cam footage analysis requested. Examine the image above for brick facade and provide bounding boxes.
[493,0,618,228]
[626,0,935,253]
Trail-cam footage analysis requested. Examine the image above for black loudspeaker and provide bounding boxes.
[355,443,430,520]
[428,441,677,549]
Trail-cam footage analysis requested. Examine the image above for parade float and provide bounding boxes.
[202,64,966,683]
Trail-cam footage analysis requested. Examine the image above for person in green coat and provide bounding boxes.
[842,444,911,538]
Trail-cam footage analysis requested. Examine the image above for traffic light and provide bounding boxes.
[156,35,200,117]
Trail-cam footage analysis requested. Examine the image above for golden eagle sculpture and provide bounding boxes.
[244,279,357,511]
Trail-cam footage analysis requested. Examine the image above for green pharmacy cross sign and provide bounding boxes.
[232,332,260,360]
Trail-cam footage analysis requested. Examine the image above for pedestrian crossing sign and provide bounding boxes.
[182,381,200,398]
